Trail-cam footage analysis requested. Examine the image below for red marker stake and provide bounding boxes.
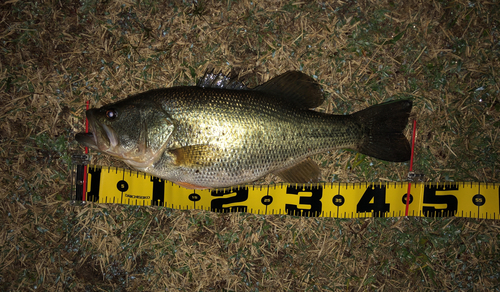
[82,100,90,201]
[405,120,417,216]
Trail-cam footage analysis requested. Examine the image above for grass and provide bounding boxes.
[0,0,499,290]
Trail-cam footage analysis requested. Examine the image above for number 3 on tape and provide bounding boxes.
[284,185,322,217]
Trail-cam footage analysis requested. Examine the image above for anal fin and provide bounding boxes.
[273,158,321,183]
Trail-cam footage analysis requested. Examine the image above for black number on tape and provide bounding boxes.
[261,195,273,206]
[472,194,485,207]
[189,193,201,202]
[356,185,390,217]
[422,184,458,217]
[333,195,345,207]
[151,177,165,206]
[285,185,322,217]
[87,167,102,202]
[75,165,86,201]
[117,180,128,192]
[211,188,248,213]
[402,194,413,205]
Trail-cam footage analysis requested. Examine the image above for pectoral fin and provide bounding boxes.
[170,145,221,167]
[273,158,321,183]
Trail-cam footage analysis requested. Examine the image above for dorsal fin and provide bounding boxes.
[197,69,247,90]
[253,71,324,109]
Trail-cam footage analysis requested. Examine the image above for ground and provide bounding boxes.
[0,0,499,291]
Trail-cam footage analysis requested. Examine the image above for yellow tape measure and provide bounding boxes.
[73,165,500,219]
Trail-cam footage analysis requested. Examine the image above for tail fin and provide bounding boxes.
[352,100,413,162]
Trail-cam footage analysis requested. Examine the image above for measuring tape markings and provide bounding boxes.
[78,165,500,219]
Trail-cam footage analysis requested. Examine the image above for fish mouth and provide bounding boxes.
[75,109,118,152]
[75,132,98,149]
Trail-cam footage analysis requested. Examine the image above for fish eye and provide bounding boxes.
[105,109,118,120]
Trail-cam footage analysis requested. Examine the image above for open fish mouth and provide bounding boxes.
[75,125,117,152]
[75,111,118,152]
[75,132,98,149]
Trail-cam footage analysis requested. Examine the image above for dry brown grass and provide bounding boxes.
[1,0,499,290]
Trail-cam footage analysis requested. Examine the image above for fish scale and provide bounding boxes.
[146,87,357,186]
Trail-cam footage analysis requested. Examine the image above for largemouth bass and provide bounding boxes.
[76,71,412,189]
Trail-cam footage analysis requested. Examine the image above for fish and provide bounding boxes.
[75,70,412,189]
